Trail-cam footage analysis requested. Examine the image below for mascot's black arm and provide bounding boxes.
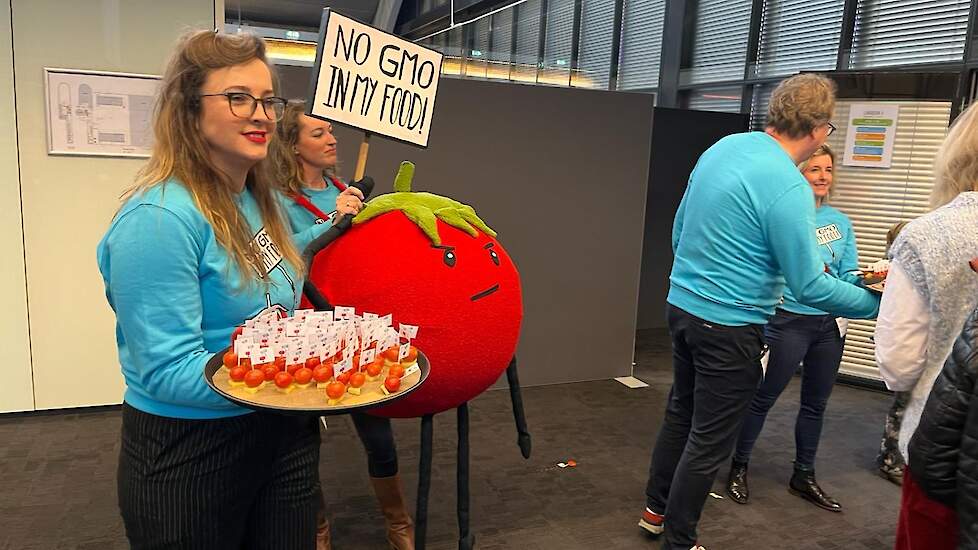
[301,176,375,311]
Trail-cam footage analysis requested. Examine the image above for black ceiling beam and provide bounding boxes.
[396,0,520,40]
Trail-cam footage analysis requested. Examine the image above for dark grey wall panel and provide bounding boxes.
[282,74,653,386]
[636,107,748,330]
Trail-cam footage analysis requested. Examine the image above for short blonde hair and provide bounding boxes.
[767,74,837,139]
[930,102,978,209]
[799,144,836,170]
[799,144,837,200]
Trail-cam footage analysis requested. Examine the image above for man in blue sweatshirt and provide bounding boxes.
[637,74,880,550]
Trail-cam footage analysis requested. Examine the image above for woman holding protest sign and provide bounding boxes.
[97,31,322,549]
[273,100,414,550]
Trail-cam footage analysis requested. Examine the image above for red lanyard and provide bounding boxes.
[289,177,346,223]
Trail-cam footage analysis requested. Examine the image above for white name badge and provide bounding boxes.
[815,224,843,246]
[250,227,284,275]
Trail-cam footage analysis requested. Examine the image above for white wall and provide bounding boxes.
[10,0,214,410]
[0,2,33,413]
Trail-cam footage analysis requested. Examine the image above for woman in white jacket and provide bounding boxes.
[875,103,978,545]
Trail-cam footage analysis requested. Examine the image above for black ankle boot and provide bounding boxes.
[726,461,749,504]
[789,468,841,512]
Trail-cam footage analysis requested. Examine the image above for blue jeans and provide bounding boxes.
[733,309,845,469]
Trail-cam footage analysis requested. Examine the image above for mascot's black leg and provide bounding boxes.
[416,414,434,550]
[457,402,474,550]
[505,356,532,459]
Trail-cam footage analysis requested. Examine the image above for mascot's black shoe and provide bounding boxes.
[789,468,842,512]
[726,461,750,504]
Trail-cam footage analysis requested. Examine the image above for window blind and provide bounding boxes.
[616,0,666,90]
[575,0,616,89]
[826,100,952,381]
[541,0,575,86]
[849,0,971,69]
[754,0,844,77]
[682,0,751,85]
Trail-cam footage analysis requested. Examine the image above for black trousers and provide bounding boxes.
[118,404,321,550]
[645,305,765,549]
[351,412,398,478]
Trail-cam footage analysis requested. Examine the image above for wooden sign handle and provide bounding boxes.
[354,132,372,181]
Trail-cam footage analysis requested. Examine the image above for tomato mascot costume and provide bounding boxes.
[302,162,531,550]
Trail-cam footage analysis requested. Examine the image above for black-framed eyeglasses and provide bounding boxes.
[199,92,287,121]
[826,121,837,136]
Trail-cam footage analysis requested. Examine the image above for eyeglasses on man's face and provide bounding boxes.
[199,92,287,122]
[825,121,837,136]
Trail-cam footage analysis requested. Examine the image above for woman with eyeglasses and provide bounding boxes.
[97,31,327,549]
[725,144,860,513]
[271,101,413,550]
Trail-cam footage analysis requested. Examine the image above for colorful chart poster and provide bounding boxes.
[842,104,899,169]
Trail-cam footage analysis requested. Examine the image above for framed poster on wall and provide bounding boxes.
[842,103,900,169]
[43,68,159,158]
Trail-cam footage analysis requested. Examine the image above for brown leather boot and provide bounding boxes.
[370,474,415,550]
[315,509,332,550]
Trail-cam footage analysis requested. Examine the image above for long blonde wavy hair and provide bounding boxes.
[271,99,338,196]
[931,101,978,209]
[122,30,302,281]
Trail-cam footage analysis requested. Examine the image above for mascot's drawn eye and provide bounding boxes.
[489,248,499,266]
[443,249,457,267]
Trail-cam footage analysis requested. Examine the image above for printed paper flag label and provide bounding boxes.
[399,324,419,340]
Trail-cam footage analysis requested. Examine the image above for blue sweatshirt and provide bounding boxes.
[667,132,880,326]
[280,181,345,253]
[781,204,861,316]
[282,185,341,231]
[97,179,304,419]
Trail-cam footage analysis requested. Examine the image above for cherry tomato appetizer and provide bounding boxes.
[388,364,406,379]
[274,371,294,389]
[366,362,383,378]
[294,367,314,385]
[312,364,333,383]
[229,365,248,382]
[326,382,346,400]
[262,364,280,382]
[244,369,265,388]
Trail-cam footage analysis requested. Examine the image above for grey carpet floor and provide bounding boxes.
[0,329,900,549]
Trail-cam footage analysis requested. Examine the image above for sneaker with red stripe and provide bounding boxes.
[638,507,664,535]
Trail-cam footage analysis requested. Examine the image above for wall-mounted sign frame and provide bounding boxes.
[44,67,160,158]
